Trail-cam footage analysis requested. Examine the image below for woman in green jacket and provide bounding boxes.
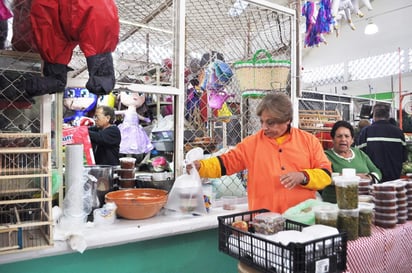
[322,120,382,203]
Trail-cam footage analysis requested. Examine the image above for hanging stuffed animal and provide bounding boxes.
[332,0,356,35]
[302,1,320,47]
[63,87,97,126]
[185,79,202,121]
[116,90,153,155]
[97,92,117,108]
[22,0,119,97]
[351,0,373,18]
[302,0,333,47]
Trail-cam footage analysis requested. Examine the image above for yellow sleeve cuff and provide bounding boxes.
[302,168,332,190]
[198,157,222,178]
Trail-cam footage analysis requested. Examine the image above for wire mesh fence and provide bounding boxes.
[0,0,294,198]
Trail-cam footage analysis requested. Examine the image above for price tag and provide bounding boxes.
[315,258,330,273]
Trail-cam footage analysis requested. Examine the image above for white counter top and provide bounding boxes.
[0,203,248,265]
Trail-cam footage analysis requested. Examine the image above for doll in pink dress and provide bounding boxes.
[116,91,153,155]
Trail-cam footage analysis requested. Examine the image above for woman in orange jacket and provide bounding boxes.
[187,92,332,213]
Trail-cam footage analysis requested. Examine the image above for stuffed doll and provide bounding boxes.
[22,0,119,97]
[116,91,153,155]
[351,0,373,18]
[63,87,97,126]
[332,0,356,35]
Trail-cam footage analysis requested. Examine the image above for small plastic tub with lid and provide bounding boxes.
[118,168,136,179]
[373,183,396,192]
[251,212,285,235]
[374,211,397,221]
[118,178,136,188]
[404,180,412,190]
[398,216,408,224]
[397,211,408,218]
[396,192,407,199]
[119,157,136,169]
[358,187,371,195]
[397,204,408,214]
[374,218,397,229]
[337,208,359,241]
[374,191,397,200]
[358,202,374,237]
[334,175,359,209]
[358,178,372,188]
[374,199,397,207]
[397,197,408,206]
[358,195,374,203]
[388,180,407,191]
[374,205,397,214]
[313,204,339,228]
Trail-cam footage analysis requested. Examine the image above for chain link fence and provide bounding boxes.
[1,0,294,197]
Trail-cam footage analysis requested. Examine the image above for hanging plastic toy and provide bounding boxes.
[63,87,97,126]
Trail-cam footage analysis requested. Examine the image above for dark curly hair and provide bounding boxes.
[330,120,354,138]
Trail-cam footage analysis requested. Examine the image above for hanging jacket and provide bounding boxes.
[30,0,119,64]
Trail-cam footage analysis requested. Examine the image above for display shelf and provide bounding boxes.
[0,133,53,254]
[299,109,341,131]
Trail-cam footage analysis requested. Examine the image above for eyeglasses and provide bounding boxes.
[94,114,106,120]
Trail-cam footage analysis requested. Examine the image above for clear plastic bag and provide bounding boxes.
[165,163,207,215]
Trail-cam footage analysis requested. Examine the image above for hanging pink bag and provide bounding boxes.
[0,0,13,20]
[208,89,235,110]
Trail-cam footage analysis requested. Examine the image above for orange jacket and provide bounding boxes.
[199,128,332,213]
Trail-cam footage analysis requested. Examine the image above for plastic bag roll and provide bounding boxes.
[64,144,85,218]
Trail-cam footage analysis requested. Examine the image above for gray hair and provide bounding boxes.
[256,92,293,123]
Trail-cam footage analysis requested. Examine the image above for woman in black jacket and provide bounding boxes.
[88,106,121,166]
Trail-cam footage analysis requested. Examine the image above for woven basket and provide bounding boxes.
[234,49,290,92]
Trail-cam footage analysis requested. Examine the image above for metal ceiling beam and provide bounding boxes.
[118,0,173,43]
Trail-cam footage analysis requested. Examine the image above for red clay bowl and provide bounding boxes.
[105,188,168,219]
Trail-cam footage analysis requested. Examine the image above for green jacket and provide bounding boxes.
[322,148,382,203]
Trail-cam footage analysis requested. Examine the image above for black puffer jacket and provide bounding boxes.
[88,125,121,166]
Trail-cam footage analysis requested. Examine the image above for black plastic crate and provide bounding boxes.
[218,209,347,273]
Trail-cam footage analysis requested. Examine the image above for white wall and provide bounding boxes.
[301,0,412,106]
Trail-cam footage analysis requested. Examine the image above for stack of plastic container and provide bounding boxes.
[406,180,412,220]
[358,177,372,195]
[118,157,136,188]
[390,181,408,224]
[335,168,360,240]
[373,183,397,228]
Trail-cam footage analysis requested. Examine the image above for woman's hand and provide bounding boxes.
[186,160,201,174]
[280,172,306,189]
[357,173,372,180]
